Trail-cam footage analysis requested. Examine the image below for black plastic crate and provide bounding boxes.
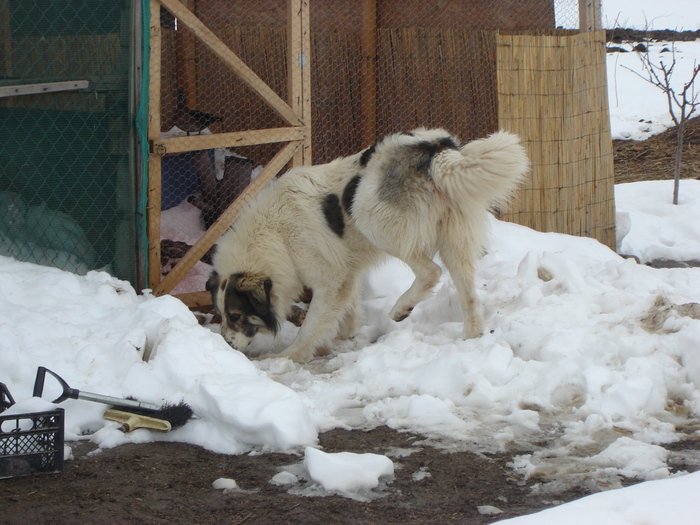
[0,408,64,479]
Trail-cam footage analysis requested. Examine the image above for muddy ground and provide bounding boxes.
[3,120,700,524]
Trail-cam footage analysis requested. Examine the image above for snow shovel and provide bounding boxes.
[32,366,193,432]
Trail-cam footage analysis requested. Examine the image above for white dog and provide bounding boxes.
[208,129,529,362]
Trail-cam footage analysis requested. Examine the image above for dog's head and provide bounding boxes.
[207,270,280,351]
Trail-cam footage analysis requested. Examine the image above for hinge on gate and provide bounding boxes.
[298,53,307,68]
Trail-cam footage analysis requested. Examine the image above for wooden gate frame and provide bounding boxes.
[146,0,311,306]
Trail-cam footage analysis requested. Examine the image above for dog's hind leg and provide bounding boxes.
[389,252,442,323]
[438,241,483,339]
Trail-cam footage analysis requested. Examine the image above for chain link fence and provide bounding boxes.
[0,0,139,282]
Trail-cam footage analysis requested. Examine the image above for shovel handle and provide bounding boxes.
[33,366,162,412]
[33,366,79,403]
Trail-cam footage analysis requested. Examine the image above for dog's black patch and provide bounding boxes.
[360,143,376,167]
[412,136,460,174]
[341,175,361,215]
[378,135,461,204]
[322,193,345,237]
[401,131,415,136]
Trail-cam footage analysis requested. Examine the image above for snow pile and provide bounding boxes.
[269,447,395,501]
[496,470,700,525]
[616,180,700,263]
[0,257,317,455]
[302,447,395,501]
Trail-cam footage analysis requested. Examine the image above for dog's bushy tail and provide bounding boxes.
[432,130,529,208]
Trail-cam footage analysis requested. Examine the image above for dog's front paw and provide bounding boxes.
[390,304,414,323]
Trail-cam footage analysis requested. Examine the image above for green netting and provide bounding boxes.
[0,0,139,284]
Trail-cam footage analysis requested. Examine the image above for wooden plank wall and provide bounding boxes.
[497,30,616,248]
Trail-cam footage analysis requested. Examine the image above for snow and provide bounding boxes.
[2,2,700,519]
[498,470,700,525]
[616,180,700,262]
[3,183,699,506]
[212,478,237,491]
[303,447,395,501]
[607,40,700,140]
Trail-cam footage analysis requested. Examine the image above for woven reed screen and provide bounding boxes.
[497,30,615,248]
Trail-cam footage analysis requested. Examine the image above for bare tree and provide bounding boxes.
[624,45,700,204]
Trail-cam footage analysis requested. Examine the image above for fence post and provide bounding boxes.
[579,0,602,32]
[147,0,163,289]
[288,0,312,166]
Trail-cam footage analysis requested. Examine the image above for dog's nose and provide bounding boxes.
[227,332,253,351]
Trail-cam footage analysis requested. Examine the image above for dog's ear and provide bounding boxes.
[236,274,273,316]
[206,270,219,296]
[206,270,219,292]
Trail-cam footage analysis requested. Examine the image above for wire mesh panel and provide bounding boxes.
[0,0,138,282]
[149,0,614,303]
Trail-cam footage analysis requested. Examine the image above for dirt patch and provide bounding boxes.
[4,426,697,524]
[3,428,593,524]
[2,123,700,524]
[614,116,700,183]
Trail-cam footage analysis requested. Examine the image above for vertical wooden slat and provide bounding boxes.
[147,0,163,289]
[360,0,377,147]
[579,0,602,32]
[299,0,311,164]
[288,0,301,167]
[288,0,312,166]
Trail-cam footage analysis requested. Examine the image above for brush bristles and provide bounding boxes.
[110,401,194,430]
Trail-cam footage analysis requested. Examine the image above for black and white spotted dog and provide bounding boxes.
[207,128,529,362]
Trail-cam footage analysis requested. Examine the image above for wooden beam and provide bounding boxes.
[159,0,302,127]
[152,140,302,296]
[579,0,602,32]
[360,0,377,147]
[151,126,307,155]
[0,80,89,98]
[147,0,163,289]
